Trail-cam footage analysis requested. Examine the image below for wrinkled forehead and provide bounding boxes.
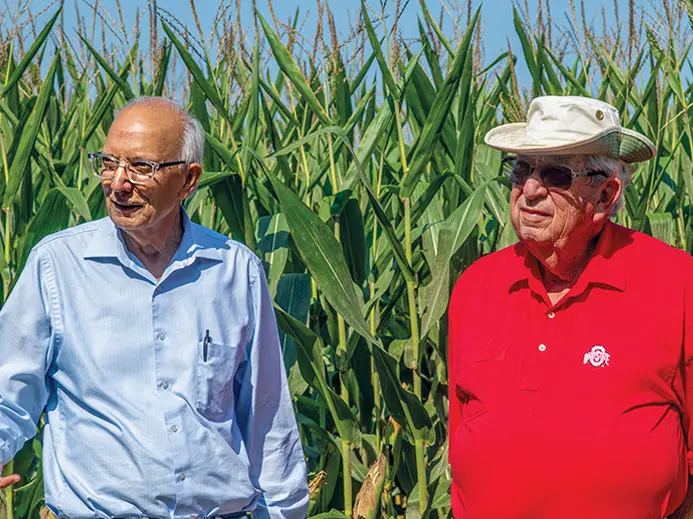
[516,154,591,170]
[105,106,183,157]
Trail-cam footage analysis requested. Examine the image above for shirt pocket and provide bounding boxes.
[467,337,507,363]
[195,339,242,421]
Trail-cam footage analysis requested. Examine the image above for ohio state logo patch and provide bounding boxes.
[584,345,610,367]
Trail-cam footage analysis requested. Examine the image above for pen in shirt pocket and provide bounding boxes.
[203,329,211,362]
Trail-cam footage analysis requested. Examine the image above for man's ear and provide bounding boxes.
[178,163,202,200]
[594,176,622,220]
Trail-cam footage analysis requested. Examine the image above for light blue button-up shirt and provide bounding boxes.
[0,211,309,519]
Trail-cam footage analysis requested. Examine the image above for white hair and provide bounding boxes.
[584,155,633,217]
[118,96,205,164]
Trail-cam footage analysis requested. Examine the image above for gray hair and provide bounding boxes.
[584,155,633,217]
[118,96,205,165]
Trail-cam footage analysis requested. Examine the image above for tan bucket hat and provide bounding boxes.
[484,96,656,163]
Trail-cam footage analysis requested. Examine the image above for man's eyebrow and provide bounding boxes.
[104,154,156,162]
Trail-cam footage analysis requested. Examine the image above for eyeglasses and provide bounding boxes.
[88,152,187,185]
[501,155,609,190]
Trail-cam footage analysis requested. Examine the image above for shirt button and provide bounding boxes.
[548,311,556,319]
[156,286,162,292]
[171,425,178,433]
[158,332,166,341]
[161,382,169,390]
[538,344,547,352]
[178,473,186,481]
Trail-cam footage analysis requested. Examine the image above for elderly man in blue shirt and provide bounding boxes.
[0,97,309,519]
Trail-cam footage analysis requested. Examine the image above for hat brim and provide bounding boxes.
[484,123,656,163]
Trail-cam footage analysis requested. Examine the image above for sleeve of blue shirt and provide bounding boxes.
[0,249,55,464]
[237,258,309,519]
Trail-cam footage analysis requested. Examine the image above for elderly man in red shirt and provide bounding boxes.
[448,95,693,519]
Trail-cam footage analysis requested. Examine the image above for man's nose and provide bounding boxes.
[522,172,548,200]
[110,165,133,193]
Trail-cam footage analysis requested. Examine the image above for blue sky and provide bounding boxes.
[15,0,642,87]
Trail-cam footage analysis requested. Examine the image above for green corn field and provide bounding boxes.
[0,1,692,518]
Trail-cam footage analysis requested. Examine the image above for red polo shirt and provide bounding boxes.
[448,221,693,519]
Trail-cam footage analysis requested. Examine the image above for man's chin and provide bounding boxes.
[514,225,553,246]
[107,204,148,229]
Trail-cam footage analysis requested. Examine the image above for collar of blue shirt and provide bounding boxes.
[82,206,224,283]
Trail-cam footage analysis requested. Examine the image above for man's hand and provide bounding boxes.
[0,464,20,489]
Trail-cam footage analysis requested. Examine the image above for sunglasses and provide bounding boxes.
[501,156,609,190]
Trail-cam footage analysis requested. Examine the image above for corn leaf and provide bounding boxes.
[4,54,59,209]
